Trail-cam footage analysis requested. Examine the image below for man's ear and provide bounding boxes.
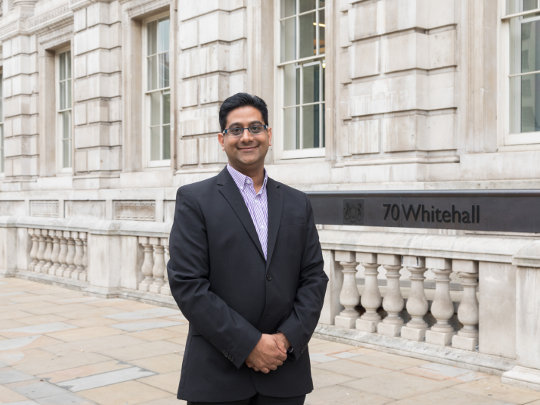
[267,127,272,146]
[218,132,225,150]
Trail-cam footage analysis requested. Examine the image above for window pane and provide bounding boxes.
[148,55,158,90]
[299,0,316,12]
[162,92,170,124]
[284,107,300,150]
[321,103,325,147]
[507,0,539,13]
[322,60,325,101]
[319,0,325,8]
[157,19,170,53]
[299,12,316,58]
[281,0,296,18]
[150,91,161,125]
[523,0,538,11]
[67,79,72,107]
[147,21,157,55]
[302,104,319,148]
[302,63,320,103]
[280,18,296,62]
[59,53,66,81]
[521,19,540,73]
[522,73,540,131]
[66,51,72,79]
[62,111,71,168]
[150,126,160,160]
[162,124,171,159]
[318,9,325,54]
[284,64,298,106]
[159,53,170,88]
[59,82,66,109]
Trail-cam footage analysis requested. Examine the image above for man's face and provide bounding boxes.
[218,106,272,175]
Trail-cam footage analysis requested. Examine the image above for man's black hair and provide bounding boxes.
[219,93,269,132]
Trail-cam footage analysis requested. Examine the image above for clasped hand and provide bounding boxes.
[245,333,290,374]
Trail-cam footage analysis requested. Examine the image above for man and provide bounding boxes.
[167,93,328,405]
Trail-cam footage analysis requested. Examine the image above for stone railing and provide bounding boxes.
[27,228,88,281]
[2,218,540,389]
[327,250,478,351]
[137,236,171,296]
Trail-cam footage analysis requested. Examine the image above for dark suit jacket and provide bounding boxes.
[167,167,328,402]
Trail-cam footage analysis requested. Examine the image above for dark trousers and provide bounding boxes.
[187,393,306,405]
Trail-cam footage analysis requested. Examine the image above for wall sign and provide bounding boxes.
[307,191,540,233]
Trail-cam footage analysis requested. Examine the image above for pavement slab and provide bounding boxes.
[1,277,540,405]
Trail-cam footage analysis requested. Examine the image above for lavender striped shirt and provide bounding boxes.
[227,164,269,260]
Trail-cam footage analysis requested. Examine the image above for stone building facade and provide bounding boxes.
[1,0,540,390]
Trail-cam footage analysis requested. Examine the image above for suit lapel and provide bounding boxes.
[266,178,283,270]
[217,168,265,260]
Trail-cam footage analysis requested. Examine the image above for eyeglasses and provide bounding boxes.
[223,123,268,137]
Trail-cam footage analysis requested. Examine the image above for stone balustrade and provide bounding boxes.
[137,236,171,296]
[329,249,479,351]
[2,219,540,389]
[27,228,88,282]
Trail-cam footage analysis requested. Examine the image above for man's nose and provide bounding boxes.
[239,128,254,141]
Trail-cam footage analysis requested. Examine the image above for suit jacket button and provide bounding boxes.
[266,274,272,281]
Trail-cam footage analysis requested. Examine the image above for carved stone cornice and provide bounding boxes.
[0,4,72,41]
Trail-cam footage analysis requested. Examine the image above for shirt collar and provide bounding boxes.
[227,164,268,193]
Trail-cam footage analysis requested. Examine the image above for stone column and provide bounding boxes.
[502,242,540,390]
[160,240,171,295]
[401,256,428,341]
[41,230,53,273]
[425,257,454,346]
[334,251,360,328]
[49,230,61,275]
[28,228,39,271]
[356,253,381,332]
[377,254,404,337]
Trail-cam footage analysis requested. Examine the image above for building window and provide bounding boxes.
[57,50,72,169]
[145,16,170,163]
[279,0,325,151]
[508,0,540,133]
[0,72,3,174]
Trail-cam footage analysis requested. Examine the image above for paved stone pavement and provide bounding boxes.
[2,278,540,405]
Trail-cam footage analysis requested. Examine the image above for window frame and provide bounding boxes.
[501,0,540,146]
[142,12,172,168]
[275,0,327,160]
[55,47,73,173]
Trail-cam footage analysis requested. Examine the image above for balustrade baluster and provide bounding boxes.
[34,229,46,272]
[377,254,404,337]
[72,232,84,280]
[63,232,76,277]
[452,260,479,350]
[49,230,61,275]
[149,238,165,293]
[425,258,454,345]
[334,251,360,328]
[138,237,154,292]
[41,230,54,273]
[80,232,88,281]
[356,253,381,332]
[160,239,171,295]
[57,231,68,276]
[28,229,38,271]
[401,256,428,341]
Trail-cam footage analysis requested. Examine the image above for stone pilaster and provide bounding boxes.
[1,23,39,181]
[177,0,246,169]
[502,242,540,390]
[71,0,122,188]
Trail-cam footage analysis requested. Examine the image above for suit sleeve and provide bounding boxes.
[167,187,261,369]
[277,195,328,359]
